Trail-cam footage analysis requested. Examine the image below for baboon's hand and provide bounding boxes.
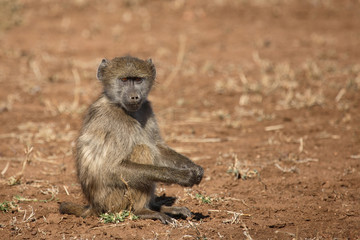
[193,165,204,185]
[178,167,203,187]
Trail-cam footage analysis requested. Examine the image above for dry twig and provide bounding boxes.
[274,163,298,173]
[164,35,186,87]
[72,68,81,109]
[335,88,346,102]
[242,219,253,240]
[1,161,10,176]
[265,124,284,131]
[298,137,304,153]
[63,185,70,195]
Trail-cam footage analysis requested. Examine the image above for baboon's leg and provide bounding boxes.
[135,208,174,224]
[160,205,192,218]
[149,196,192,218]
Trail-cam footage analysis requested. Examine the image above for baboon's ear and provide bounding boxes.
[146,58,156,79]
[97,58,109,81]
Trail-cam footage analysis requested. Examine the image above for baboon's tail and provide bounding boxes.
[59,202,93,217]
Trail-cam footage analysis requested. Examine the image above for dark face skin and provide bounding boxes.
[116,76,150,112]
[97,57,155,112]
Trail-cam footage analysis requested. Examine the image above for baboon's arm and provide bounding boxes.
[156,144,203,178]
[116,162,201,187]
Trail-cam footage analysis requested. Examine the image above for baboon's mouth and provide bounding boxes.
[125,103,141,112]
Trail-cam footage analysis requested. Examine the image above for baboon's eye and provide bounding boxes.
[134,78,143,83]
[120,77,128,82]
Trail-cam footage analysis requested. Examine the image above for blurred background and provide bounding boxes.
[0,0,359,239]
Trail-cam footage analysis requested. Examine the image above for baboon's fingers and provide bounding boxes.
[135,208,173,224]
[161,206,192,218]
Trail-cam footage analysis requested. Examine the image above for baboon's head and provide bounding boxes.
[97,56,156,112]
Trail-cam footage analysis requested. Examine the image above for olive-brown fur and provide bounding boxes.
[59,56,203,224]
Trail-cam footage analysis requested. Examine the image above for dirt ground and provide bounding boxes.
[0,0,359,239]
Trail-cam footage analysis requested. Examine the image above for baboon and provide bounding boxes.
[60,56,203,224]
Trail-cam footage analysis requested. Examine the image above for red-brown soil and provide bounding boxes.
[0,0,359,239]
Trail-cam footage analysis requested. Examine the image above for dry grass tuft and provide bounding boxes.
[8,145,33,185]
[215,77,242,94]
[277,88,325,110]
[214,53,339,121]
[0,0,22,31]
[227,154,259,180]
[0,94,20,112]
[21,205,36,223]
[186,220,207,240]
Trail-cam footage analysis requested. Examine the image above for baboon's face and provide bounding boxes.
[114,76,150,112]
[97,57,156,112]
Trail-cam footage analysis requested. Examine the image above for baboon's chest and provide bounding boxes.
[126,120,156,147]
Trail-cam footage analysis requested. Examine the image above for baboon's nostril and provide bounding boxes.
[129,94,141,102]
